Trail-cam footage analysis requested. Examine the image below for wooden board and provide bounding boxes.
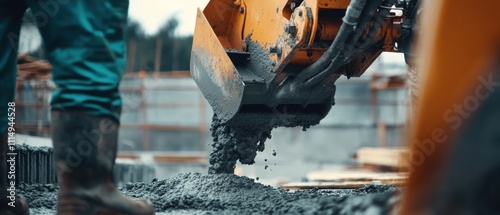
[307,170,408,183]
[356,147,409,168]
[281,180,406,190]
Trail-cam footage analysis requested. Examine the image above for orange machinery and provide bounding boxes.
[190,0,419,127]
[190,0,420,173]
[191,0,500,213]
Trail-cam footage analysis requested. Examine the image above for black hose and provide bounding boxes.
[344,0,385,56]
[399,0,420,56]
[304,0,385,83]
[345,0,397,61]
[360,0,396,49]
[295,0,368,82]
[303,0,396,87]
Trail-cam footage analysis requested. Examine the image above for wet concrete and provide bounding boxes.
[206,35,334,174]
[20,173,400,215]
[208,115,272,174]
[208,110,326,174]
[245,35,275,81]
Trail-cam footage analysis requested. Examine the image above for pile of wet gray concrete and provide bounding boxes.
[17,139,401,214]
[21,173,400,215]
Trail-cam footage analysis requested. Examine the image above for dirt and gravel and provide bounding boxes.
[19,172,400,215]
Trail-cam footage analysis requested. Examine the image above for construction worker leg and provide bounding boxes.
[25,1,155,214]
[25,0,129,120]
[0,1,26,138]
[0,2,30,214]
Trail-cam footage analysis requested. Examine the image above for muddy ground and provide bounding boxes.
[20,173,400,215]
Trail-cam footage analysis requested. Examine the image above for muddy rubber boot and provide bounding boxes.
[51,111,155,215]
[0,133,29,215]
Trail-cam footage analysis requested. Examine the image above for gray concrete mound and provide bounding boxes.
[20,173,400,215]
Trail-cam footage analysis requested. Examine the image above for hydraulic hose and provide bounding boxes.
[345,0,385,57]
[303,0,397,87]
[295,0,368,82]
[360,0,397,49]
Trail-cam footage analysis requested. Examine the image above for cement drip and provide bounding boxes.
[209,114,272,174]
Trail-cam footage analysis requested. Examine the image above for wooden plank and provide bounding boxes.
[281,180,406,190]
[117,154,140,160]
[153,155,207,164]
[307,170,408,182]
[356,147,409,168]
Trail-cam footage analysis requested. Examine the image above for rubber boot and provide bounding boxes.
[51,111,155,215]
[0,133,29,215]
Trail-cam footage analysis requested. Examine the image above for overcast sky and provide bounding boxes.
[129,0,210,36]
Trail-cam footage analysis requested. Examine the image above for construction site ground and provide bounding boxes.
[22,173,400,215]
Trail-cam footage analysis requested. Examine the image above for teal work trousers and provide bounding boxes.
[0,0,129,134]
